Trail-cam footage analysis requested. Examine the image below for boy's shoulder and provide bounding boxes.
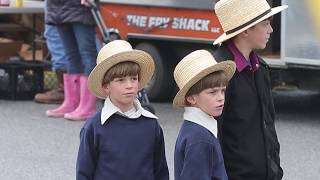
[136,115,161,128]
[82,111,102,129]
[213,44,233,62]
[179,120,216,144]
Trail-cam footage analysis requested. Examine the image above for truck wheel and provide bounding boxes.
[135,42,175,101]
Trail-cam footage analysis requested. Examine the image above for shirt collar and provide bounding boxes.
[183,107,218,137]
[101,96,158,125]
[227,41,260,72]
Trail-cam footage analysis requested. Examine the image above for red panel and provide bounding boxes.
[99,3,222,41]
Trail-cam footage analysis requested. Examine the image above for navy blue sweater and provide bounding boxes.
[76,112,169,180]
[174,120,228,180]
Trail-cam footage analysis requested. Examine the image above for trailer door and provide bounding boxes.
[282,0,320,66]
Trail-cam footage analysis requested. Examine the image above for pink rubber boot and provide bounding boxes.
[46,74,80,117]
[64,75,96,121]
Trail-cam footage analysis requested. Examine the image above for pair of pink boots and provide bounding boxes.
[46,74,96,121]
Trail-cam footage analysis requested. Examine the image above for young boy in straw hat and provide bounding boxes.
[173,49,236,180]
[75,40,169,180]
[212,0,288,179]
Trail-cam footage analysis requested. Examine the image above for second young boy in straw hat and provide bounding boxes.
[173,49,236,180]
[212,0,288,179]
[75,40,169,180]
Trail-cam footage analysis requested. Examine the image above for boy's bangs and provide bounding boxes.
[103,61,141,84]
[112,62,140,78]
[186,71,228,97]
[203,71,228,89]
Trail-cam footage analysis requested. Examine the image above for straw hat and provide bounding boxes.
[173,50,236,107]
[213,0,288,45]
[88,40,155,99]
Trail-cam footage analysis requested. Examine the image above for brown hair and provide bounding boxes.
[185,71,228,105]
[102,61,141,85]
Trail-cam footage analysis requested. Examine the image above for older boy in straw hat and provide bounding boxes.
[212,0,288,179]
[76,40,169,180]
[173,49,236,180]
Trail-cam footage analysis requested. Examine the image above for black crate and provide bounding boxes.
[0,60,50,100]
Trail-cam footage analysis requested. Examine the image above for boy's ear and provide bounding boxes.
[186,95,197,105]
[102,83,110,94]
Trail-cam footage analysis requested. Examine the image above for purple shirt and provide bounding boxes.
[227,41,260,72]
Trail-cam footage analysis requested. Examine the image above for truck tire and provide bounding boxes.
[135,42,175,101]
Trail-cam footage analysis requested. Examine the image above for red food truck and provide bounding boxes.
[99,0,320,100]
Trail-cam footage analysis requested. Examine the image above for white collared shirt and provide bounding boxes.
[101,96,158,125]
[183,107,218,137]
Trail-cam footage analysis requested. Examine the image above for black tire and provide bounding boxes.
[135,42,175,101]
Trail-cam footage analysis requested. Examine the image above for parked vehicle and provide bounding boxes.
[99,0,320,100]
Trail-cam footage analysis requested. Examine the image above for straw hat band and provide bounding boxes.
[226,9,271,35]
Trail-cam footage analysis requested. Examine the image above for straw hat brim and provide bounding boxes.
[88,50,155,99]
[173,60,235,108]
[213,5,288,45]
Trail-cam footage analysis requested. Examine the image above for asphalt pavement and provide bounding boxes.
[1,91,320,180]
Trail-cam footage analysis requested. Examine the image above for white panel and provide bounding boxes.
[283,0,320,65]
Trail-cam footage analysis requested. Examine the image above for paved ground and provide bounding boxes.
[1,91,320,180]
